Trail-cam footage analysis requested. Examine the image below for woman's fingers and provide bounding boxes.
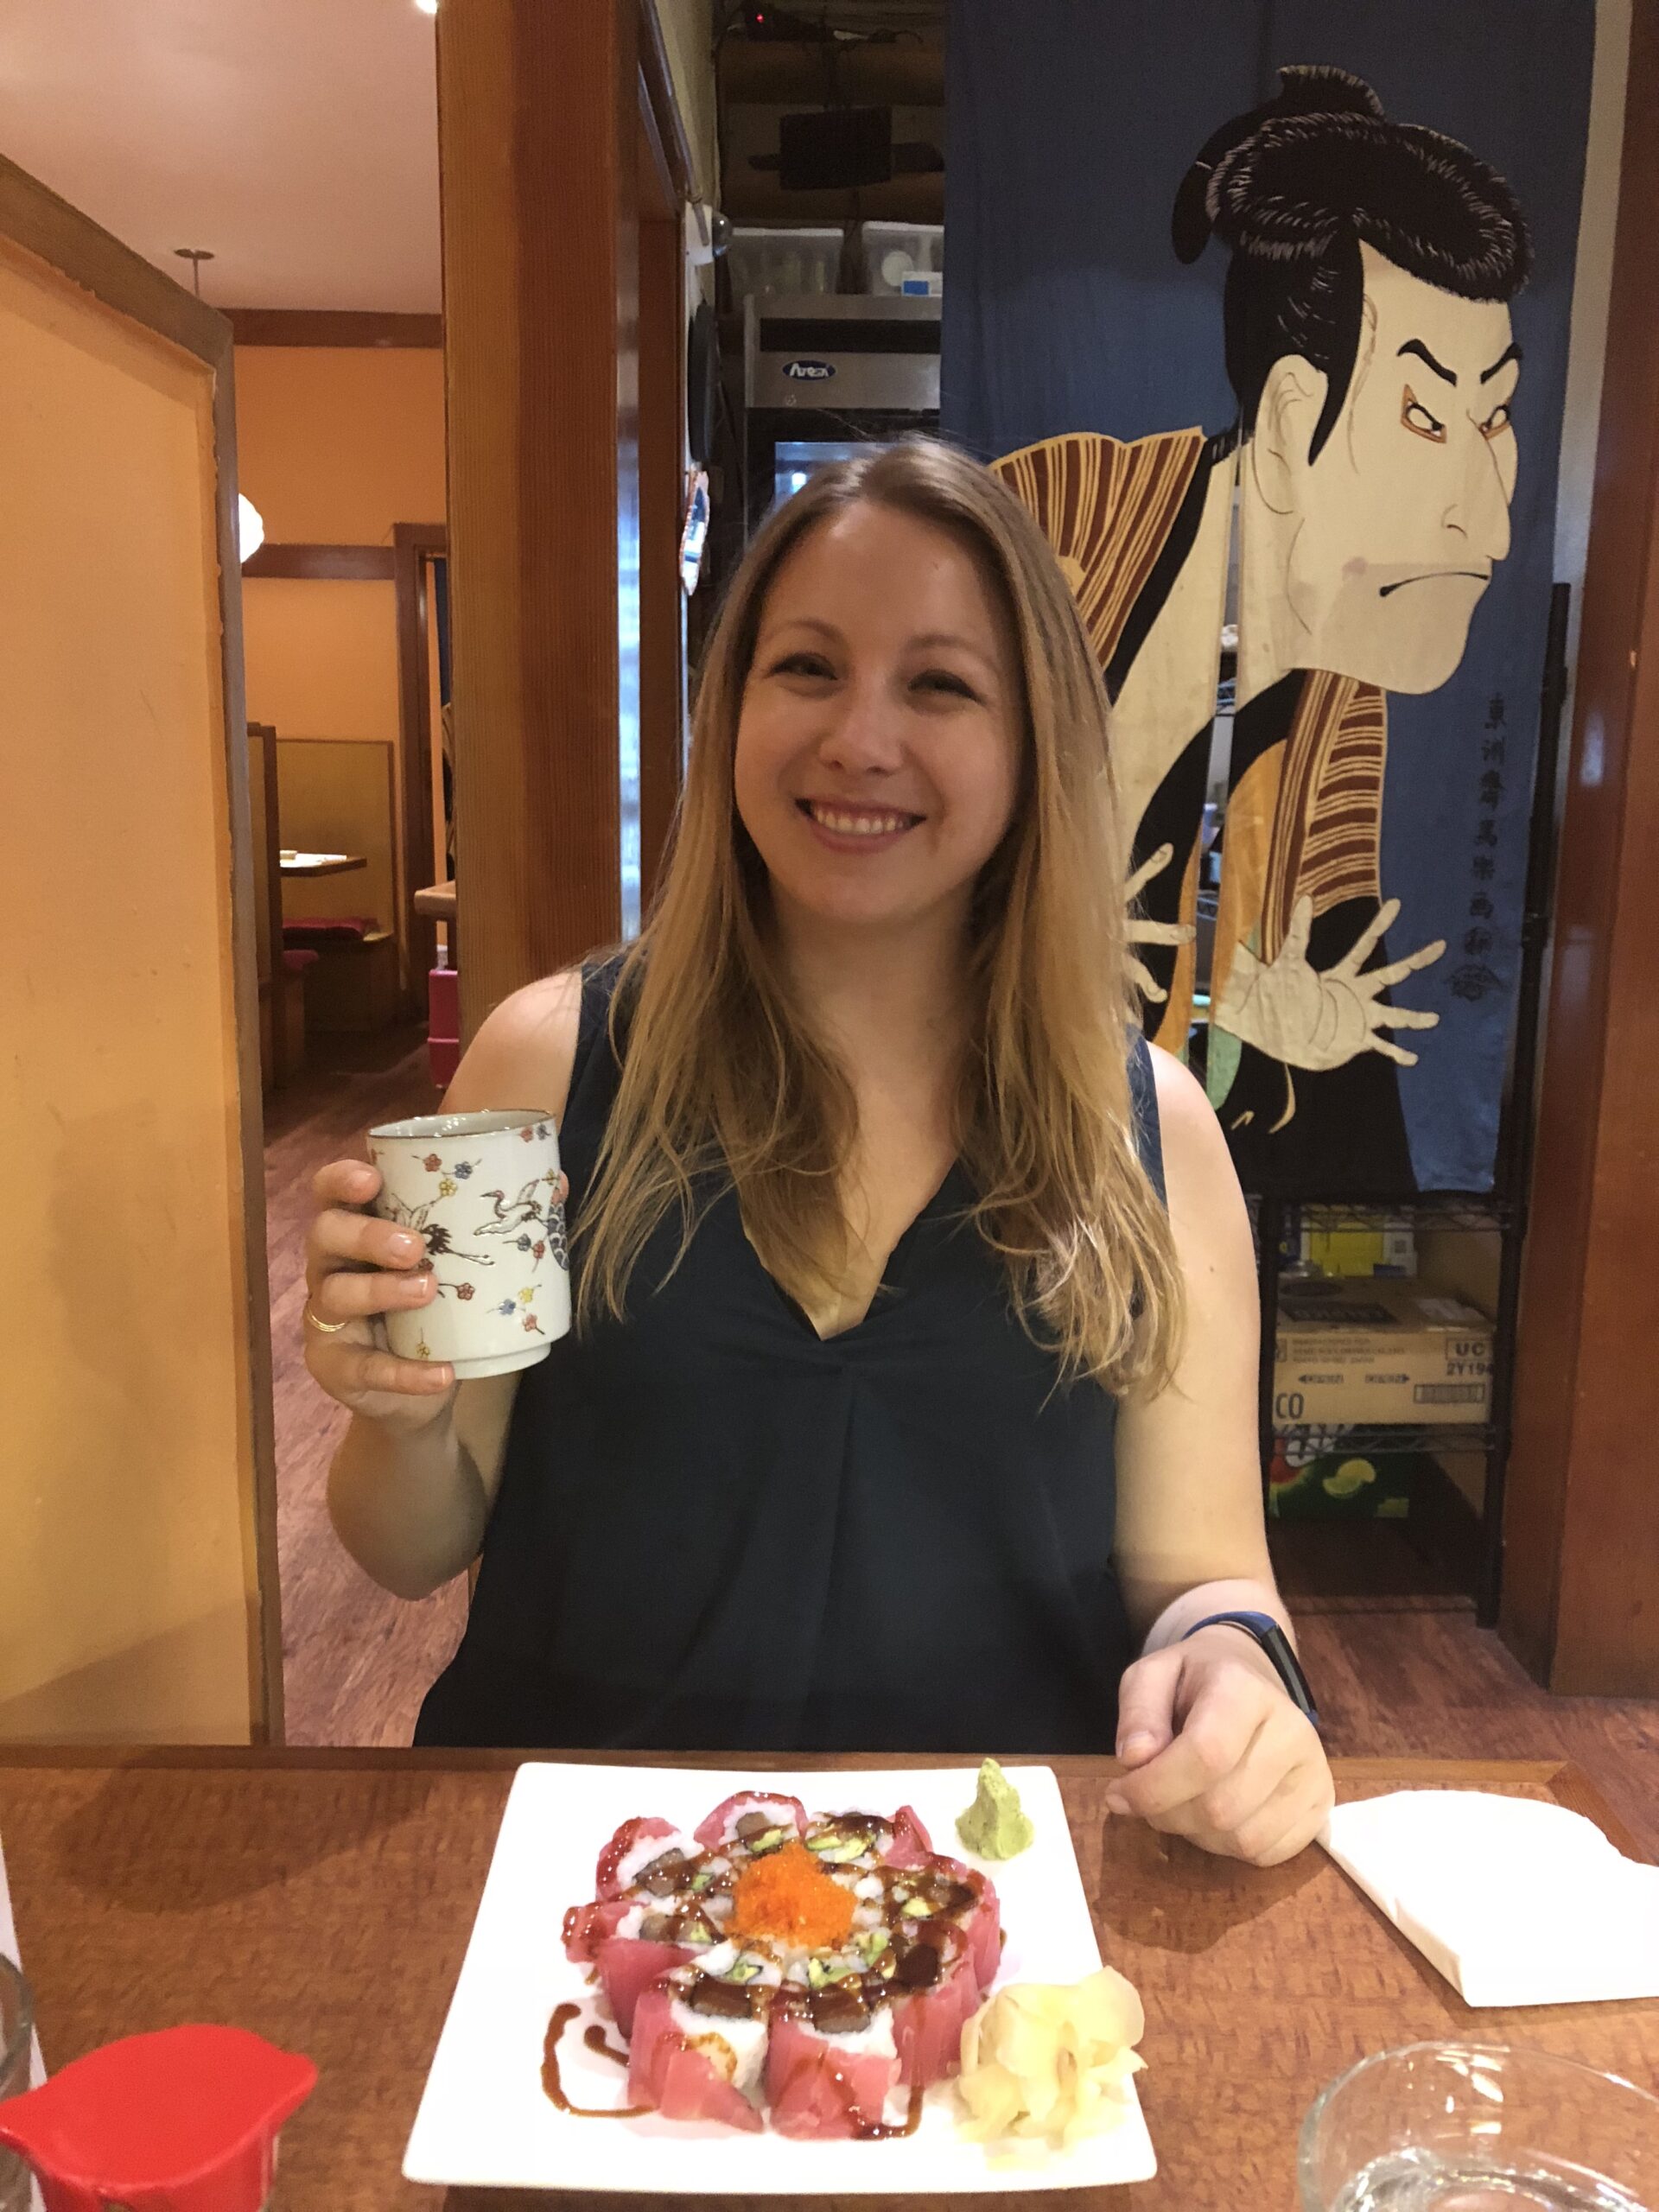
[308,1264,437,1325]
[312,1158,381,1207]
[1106,1683,1256,1821]
[307,1336,455,1400]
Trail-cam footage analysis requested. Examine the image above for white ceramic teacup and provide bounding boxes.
[366,1109,571,1380]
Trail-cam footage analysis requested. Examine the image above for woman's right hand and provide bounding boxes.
[302,1159,457,1433]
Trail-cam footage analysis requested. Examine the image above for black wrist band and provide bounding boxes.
[1181,1609,1320,1728]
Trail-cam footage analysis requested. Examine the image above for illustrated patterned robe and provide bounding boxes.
[993,429,1415,1195]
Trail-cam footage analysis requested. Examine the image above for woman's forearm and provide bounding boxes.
[326,1408,490,1600]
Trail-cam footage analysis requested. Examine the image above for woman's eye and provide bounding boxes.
[770,652,835,680]
[913,669,979,701]
[1401,385,1446,443]
[1479,401,1514,442]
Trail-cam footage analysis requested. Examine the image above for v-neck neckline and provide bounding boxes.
[740,1160,968,1345]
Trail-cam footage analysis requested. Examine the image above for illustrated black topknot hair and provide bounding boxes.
[1173,67,1531,461]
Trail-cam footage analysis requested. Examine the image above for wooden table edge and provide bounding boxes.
[0,1747,1637,1854]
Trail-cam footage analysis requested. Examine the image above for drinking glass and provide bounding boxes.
[0,1957,32,2212]
[1300,2043,1659,2211]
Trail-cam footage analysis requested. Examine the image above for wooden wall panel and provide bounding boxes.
[2,155,279,1743]
[638,97,686,918]
[437,0,640,1032]
[1503,0,1659,1695]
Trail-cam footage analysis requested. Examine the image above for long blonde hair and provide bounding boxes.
[579,438,1183,1394]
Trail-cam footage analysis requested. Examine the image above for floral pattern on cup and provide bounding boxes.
[370,1111,569,1377]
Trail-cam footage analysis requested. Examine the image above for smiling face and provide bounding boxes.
[1262,241,1520,694]
[733,500,1024,941]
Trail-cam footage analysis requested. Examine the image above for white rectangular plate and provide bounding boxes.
[404,1763,1156,2193]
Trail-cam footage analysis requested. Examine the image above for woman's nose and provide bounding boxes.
[817,677,906,773]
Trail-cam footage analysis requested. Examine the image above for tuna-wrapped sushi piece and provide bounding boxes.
[593,1894,731,2034]
[594,1816,702,1900]
[881,1805,937,1868]
[887,1859,1002,2087]
[571,1820,739,2032]
[627,1969,769,2132]
[891,1923,985,2087]
[766,1985,901,2139]
[693,1791,808,1859]
[562,1895,632,1965]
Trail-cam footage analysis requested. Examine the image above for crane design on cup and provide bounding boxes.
[475,1181,550,1236]
[380,1189,497,1275]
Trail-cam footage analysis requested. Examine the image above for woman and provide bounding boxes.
[305,441,1332,1866]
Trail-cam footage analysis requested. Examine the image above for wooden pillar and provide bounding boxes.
[1503,0,1659,1696]
[393,521,448,1011]
[437,0,639,1034]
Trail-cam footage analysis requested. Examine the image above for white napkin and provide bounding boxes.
[1321,1789,1659,2008]
[0,1827,47,2211]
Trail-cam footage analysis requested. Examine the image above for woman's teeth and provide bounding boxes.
[805,803,917,837]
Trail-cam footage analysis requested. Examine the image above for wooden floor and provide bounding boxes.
[264,1029,467,1748]
[264,1044,1659,1855]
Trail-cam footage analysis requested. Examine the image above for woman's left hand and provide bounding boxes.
[1105,1625,1334,1866]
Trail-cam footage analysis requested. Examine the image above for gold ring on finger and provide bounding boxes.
[303,1298,352,1335]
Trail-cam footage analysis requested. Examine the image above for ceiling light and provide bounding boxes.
[414,0,439,14]
[238,495,265,565]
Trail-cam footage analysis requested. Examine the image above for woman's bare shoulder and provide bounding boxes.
[442,968,586,1122]
[1146,1041,1248,1235]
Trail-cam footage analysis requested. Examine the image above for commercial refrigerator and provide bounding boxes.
[742,293,941,537]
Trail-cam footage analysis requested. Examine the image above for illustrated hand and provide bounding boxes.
[1124,842,1197,1006]
[1107,1628,1334,1866]
[1213,895,1443,1071]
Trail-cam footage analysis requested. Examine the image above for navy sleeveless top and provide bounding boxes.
[415,961,1165,1753]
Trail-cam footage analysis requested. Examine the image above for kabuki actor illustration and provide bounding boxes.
[948,6,1593,1193]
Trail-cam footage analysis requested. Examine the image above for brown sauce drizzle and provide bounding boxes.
[583,2023,629,2066]
[853,2083,927,2140]
[543,2003,648,2117]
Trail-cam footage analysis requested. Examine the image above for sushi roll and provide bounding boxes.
[594,1816,701,1900]
[693,1790,808,1859]
[570,1817,746,2032]
[880,1804,938,1868]
[593,1894,726,2035]
[627,1961,772,2132]
[885,1858,1002,2087]
[766,1981,901,2139]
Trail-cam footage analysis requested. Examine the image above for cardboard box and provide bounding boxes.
[1273,1279,1492,1427]
[1278,1217,1417,1277]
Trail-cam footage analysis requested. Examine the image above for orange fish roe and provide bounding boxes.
[729,1842,855,1949]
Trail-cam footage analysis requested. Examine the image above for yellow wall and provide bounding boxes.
[3,237,262,1741]
[235,346,447,949]
[233,345,446,542]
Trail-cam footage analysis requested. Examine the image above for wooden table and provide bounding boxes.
[1,1751,1655,2209]
[412,881,456,923]
[281,852,369,878]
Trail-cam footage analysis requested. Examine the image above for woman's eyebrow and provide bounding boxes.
[908,630,999,670]
[761,615,842,643]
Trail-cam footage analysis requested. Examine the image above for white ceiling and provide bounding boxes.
[0,0,441,313]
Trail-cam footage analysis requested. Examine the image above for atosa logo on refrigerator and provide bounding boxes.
[782,358,836,381]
